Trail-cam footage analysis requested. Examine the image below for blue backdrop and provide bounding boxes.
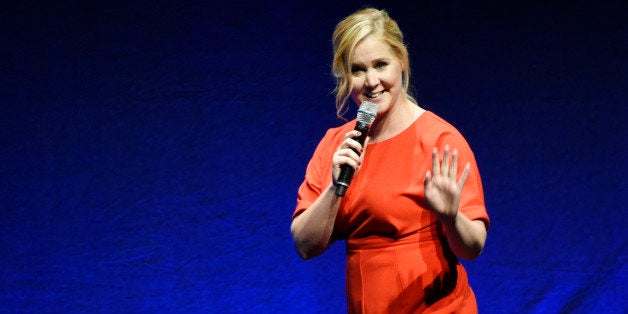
[1,0,626,313]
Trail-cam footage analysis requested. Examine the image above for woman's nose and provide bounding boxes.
[365,69,379,87]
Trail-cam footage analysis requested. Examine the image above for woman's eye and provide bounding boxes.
[375,61,388,69]
[351,66,365,75]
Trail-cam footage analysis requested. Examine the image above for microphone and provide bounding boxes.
[335,101,378,197]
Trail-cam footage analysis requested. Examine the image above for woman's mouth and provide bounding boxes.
[365,91,384,99]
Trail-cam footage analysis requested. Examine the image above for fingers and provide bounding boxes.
[441,145,450,177]
[450,148,458,180]
[457,162,470,190]
[431,145,465,181]
[333,130,365,171]
[431,147,440,177]
[343,130,365,154]
[362,136,370,153]
[357,136,370,169]
[333,153,361,170]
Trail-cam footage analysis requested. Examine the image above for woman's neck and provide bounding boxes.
[368,98,425,143]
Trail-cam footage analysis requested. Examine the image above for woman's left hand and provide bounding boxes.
[423,145,470,222]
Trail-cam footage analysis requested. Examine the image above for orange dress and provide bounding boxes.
[294,111,490,313]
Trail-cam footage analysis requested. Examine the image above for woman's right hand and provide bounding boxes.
[331,130,369,185]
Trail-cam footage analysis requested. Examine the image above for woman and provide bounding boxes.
[291,8,489,313]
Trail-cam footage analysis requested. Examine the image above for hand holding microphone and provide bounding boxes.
[333,101,378,197]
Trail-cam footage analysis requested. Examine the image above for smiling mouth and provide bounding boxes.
[365,91,384,99]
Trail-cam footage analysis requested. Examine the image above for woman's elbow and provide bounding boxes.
[291,233,323,260]
[460,246,484,261]
[292,236,325,260]
[458,238,486,261]
[295,244,320,260]
[290,219,328,259]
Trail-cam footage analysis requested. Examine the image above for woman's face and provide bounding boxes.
[349,36,404,115]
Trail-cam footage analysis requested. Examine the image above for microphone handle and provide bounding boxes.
[335,122,369,197]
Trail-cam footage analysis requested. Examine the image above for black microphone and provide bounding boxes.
[335,101,378,197]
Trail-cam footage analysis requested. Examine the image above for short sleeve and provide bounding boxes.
[293,126,348,219]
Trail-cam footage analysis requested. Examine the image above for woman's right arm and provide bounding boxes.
[290,183,342,259]
[290,130,365,259]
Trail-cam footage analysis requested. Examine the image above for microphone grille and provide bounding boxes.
[357,101,378,125]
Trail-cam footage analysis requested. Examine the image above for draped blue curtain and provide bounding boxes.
[1,1,625,312]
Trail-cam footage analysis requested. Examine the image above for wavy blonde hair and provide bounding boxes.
[332,8,416,118]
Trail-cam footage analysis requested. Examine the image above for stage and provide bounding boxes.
[1,0,625,312]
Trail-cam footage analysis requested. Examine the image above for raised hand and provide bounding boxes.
[423,145,470,222]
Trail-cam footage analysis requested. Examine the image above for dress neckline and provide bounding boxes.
[368,110,430,146]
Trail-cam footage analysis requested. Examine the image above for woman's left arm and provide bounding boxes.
[424,145,487,260]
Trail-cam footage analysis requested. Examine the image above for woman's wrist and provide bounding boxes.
[439,210,459,228]
[332,175,339,187]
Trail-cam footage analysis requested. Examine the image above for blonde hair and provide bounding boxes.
[332,8,416,118]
